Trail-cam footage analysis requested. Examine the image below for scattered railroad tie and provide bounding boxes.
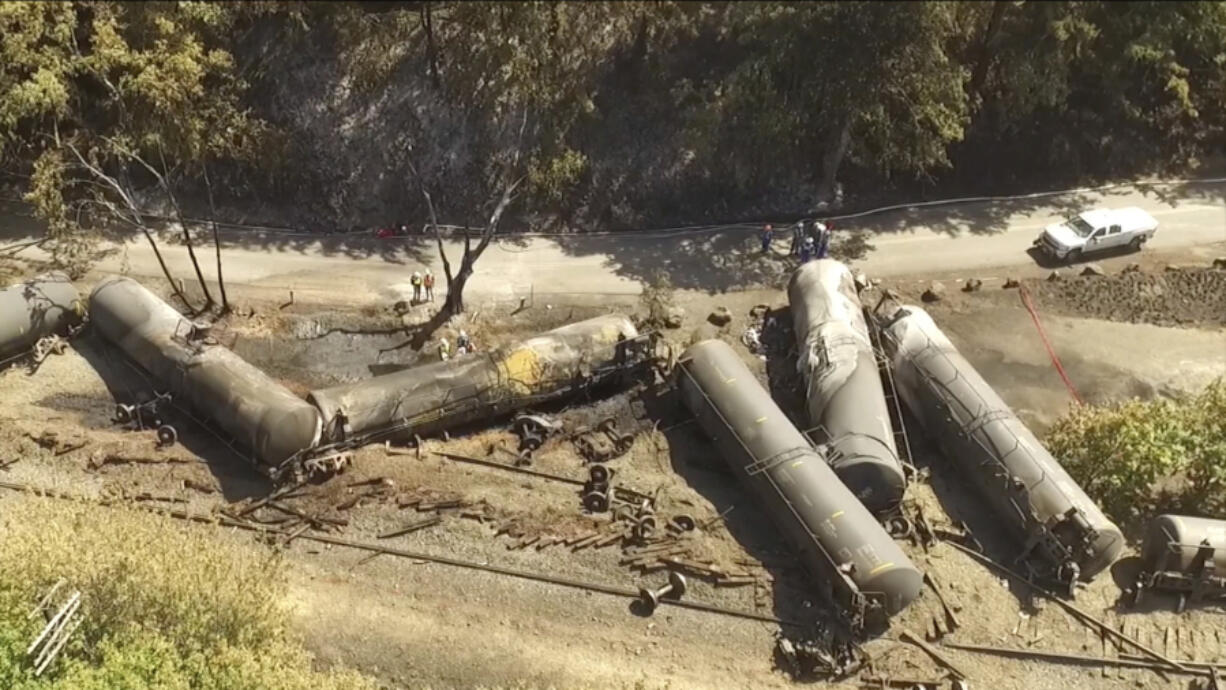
[944,539,1190,674]
[923,572,961,631]
[572,532,610,551]
[281,523,311,547]
[378,515,442,540]
[237,479,309,517]
[713,575,758,588]
[267,501,348,530]
[181,478,215,494]
[417,499,464,512]
[900,629,968,681]
[509,534,540,550]
[858,674,943,689]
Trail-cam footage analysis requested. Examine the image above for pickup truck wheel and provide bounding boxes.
[1065,249,1082,265]
[1129,236,1145,252]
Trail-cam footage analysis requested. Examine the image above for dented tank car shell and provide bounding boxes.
[677,339,921,625]
[878,304,1124,584]
[788,260,906,514]
[308,315,643,444]
[89,277,322,470]
[0,272,84,358]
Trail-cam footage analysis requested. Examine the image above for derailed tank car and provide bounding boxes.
[877,303,1124,591]
[90,277,324,479]
[307,315,651,445]
[788,260,906,515]
[0,272,84,363]
[677,339,921,629]
[1133,514,1226,611]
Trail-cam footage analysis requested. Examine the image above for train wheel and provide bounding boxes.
[156,425,178,447]
[115,404,134,424]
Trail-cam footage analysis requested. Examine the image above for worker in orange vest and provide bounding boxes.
[423,270,435,302]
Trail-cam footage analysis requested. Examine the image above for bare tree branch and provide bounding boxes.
[406,152,454,285]
[64,142,197,310]
[114,137,214,309]
[472,175,522,257]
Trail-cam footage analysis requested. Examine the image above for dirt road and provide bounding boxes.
[5,180,1223,306]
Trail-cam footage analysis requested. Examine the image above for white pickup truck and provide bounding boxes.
[1033,207,1159,263]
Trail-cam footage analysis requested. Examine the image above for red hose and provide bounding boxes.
[1018,284,1084,405]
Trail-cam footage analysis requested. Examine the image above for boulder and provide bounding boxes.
[1080,263,1105,277]
[1047,271,1063,282]
[1122,263,1142,274]
[707,307,733,327]
[1213,257,1226,269]
[663,306,685,329]
[961,278,983,292]
[393,300,410,315]
[1002,277,1020,289]
[921,282,946,302]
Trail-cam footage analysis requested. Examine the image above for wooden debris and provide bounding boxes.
[570,533,602,550]
[713,575,757,588]
[859,674,943,689]
[181,479,215,494]
[281,523,311,547]
[900,629,967,680]
[593,532,625,548]
[513,535,541,550]
[377,515,442,540]
[268,502,348,529]
[418,499,464,512]
[132,493,188,504]
[923,572,961,630]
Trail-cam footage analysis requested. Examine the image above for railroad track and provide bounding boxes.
[0,479,798,628]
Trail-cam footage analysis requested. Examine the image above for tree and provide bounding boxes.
[704,2,969,205]
[954,1,1226,184]
[1047,378,1226,530]
[0,2,262,310]
[332,2,640,324]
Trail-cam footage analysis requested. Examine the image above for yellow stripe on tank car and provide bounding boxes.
[868,562,895,576]
[830,511,844,519]
[500,346,543,394]
[755,416,766,424]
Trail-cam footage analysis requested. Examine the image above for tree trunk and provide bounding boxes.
[443,265,471,316]
[421,2,441,89]
[139,227,195,309]
[969,1,1008,104]
[817,113,853,204]
[203,164,229,313]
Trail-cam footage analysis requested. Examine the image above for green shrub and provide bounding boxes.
[1047,378,1226,531]
[0,498,374,690]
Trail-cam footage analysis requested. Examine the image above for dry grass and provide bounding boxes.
[0,497,375,689]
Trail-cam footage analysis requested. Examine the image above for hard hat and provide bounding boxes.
[459,330,468,338]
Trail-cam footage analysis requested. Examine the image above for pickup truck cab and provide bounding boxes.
[1033,207,1159,263]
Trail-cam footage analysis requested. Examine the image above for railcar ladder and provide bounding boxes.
[863,307,916,476]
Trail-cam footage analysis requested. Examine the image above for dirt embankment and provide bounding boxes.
[1032,266,1226,328]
